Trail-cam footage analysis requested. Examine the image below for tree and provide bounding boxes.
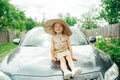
[80,8,100,29]
[100,0,120,24]
[58,13,77,26]
[0,0,40,31]
[25,18,37,31]
[0,0,11,29]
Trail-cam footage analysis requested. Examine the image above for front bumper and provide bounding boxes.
[1,63,119,80]
[10,71,103,80]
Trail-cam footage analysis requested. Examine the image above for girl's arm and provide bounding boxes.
[66,36,77,61]
[51,37,56,62]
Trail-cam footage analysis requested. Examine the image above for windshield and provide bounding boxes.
[21,28,89,47]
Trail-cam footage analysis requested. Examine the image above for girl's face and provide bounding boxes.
[54,23,64,34]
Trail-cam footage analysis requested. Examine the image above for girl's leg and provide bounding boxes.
[59,57,72,79]
[59,57,67,72]
[66,53,82,78]
[66,53,75,70]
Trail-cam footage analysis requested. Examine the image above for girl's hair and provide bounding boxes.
[52,23,65,34]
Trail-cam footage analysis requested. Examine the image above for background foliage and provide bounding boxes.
[0,0,40,31]
[100,0,120,24]
[96,35,120,65]
[58,13,77,26]
[79,8,100,29]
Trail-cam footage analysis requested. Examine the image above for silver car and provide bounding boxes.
[0,27,119,80]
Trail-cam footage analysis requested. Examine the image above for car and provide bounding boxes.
[0,27,119,80]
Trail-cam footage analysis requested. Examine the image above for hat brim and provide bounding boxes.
[44,19,72,36]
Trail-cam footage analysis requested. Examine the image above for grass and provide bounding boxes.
[0,42,17,60]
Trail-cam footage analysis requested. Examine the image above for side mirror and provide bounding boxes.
[13,38,20,45]
[89,37,96,43]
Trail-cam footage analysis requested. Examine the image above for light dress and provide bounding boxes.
[52,34,70,60]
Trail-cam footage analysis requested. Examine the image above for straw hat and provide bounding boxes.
[44,19,72,36]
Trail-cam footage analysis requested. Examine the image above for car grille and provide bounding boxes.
[70,71,104,80]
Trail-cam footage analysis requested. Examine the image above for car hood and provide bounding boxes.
[0,45,112,76]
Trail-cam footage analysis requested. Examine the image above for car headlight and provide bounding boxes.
[0,71,11,80]
[105,63,119,80]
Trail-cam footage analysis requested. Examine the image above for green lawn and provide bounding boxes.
[0,42,17,60]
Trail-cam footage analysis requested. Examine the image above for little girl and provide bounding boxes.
[44,19,82,79]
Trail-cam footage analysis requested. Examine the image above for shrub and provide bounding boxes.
[96,35,120,64]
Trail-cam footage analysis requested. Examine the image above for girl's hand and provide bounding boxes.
[72,56,77,61]
[52,57,56,62]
